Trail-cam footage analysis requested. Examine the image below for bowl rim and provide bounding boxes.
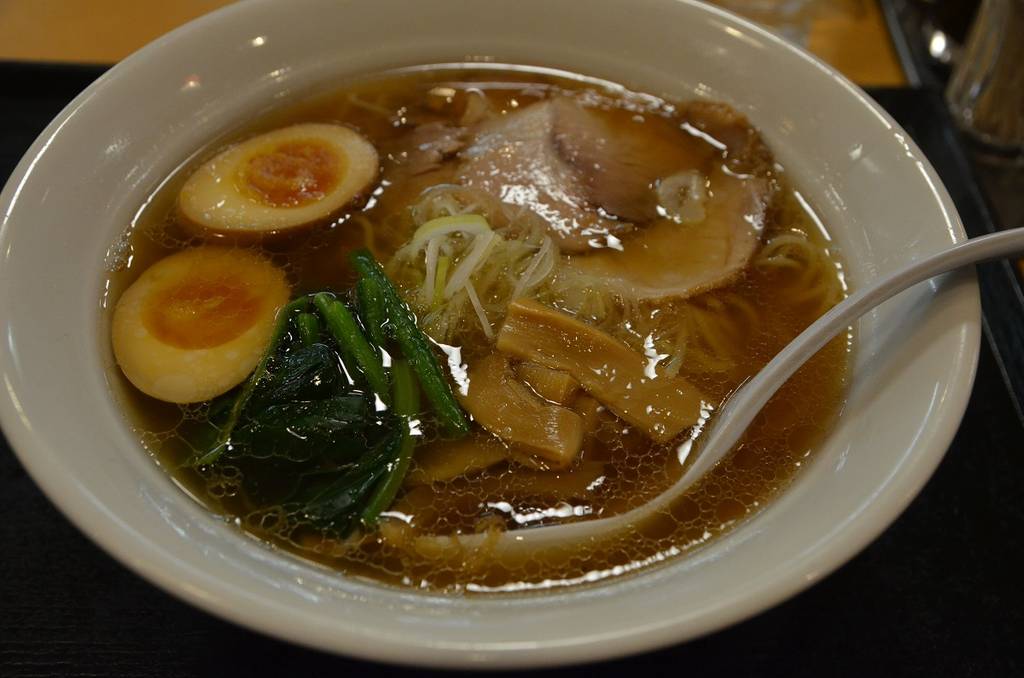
[0,0,980,668]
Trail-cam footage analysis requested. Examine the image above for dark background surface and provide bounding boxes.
[1,64,1022,677]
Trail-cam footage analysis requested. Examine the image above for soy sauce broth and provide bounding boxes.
[104,64,850,592]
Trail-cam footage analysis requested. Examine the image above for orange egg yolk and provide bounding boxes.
[143,277,263,349]
[241,140,342,207]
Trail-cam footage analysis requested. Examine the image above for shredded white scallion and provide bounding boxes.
[522,236,556,290]
[511,235,553,299]
[444,231,499,299]
[385,185,565,345]
[420,237,441,304]
[463,281,494,339]
[411,213,491,249]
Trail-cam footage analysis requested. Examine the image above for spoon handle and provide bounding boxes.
[680,227,1024,487]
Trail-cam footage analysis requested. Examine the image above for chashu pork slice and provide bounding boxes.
[458,96,776,299]
[457,99,629,253]
[566,101,776,301]
[567,166,771,301]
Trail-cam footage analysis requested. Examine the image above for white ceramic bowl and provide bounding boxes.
[0,0,978,668]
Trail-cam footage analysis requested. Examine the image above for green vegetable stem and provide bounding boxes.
[295,312,320,346]
[361,359,420,526]
[356,276,389,346]
[349,249,469,436]
[313,292,390,402]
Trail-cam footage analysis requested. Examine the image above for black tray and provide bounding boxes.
[1,64,1022,677]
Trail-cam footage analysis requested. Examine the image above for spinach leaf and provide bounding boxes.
[249,342,345,410]
[231,395,370,462]
[296,431,400,533]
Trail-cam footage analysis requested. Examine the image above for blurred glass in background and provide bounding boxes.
[945,0,1024,160]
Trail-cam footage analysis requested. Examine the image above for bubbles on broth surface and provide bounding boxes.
[107,65,849,593]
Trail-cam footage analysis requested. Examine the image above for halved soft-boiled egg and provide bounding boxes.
[178,123,378,235]
[112,247,290,403]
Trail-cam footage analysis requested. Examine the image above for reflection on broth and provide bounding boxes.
[105,65,849,592]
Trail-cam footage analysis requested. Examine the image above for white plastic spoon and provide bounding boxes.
[678,226,1024,490]
[421,228,1024,554]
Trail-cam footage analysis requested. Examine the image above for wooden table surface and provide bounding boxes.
[0,0,906,86]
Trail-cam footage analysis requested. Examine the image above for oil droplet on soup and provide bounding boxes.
[105,65,849,593]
